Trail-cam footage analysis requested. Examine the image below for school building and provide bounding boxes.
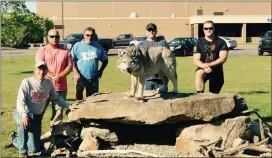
[36,1,272,42]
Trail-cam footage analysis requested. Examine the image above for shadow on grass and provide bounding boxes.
[66,98,76,102]
[107,53,117,57]
[10,71,34,75]
[238,91,268,95]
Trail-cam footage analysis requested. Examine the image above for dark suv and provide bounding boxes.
[258,30,272,56]
[59,33,113,52]
[168,37,197,56]
[112,34,133,46]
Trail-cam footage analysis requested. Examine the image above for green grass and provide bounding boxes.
[1,47,16,50]
[1,55,271,157]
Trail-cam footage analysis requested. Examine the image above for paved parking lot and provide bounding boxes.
[1,45,271,57]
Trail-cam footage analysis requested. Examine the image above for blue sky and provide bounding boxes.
[25,1,37,13]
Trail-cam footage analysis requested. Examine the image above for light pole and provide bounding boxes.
[62,1,64,39]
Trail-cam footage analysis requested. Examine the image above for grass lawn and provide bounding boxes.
[1,55,271,157]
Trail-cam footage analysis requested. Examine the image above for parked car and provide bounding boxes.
[112,34,133,46]
[168,37,197,56]
[218,36,237,50]
[129,36,147,47]
[129,35,166,47]
[59,33,113,52]
[258,30,272,56]
[59,33,84,49]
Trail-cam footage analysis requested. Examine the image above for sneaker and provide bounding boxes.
[19,153,27,158]
[5,131,17,149]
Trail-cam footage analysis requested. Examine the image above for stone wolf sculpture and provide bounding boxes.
[117,46,178,100]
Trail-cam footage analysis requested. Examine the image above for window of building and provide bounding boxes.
[247,23,271,37]
[214,12,224,16]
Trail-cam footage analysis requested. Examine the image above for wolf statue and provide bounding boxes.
[117,46,178,100]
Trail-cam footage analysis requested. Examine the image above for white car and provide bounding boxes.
[129,36,147,47]
[218,36,237,50]
[129,35,166,47]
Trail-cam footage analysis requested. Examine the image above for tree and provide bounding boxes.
[1,21,26,62]
[1,0,54,47]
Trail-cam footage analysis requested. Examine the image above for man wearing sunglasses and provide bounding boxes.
[35,29,72,126]
[71,27,108,101]
[138,23,169,94]
[193,20,229,94]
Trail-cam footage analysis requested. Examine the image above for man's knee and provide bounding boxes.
[196,69,205,77]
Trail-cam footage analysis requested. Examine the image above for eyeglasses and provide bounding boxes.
[147,28,157,32]
[49,35,60,39]
[203,27,214,31]
[85,34,94,37]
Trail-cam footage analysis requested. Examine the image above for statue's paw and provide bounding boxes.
[135,97,145,103]
[123,92,134,99]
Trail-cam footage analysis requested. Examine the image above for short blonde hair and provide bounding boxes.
[203,20,215,27]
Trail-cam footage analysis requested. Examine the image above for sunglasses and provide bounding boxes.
[85,34,94,37]
[147,28,157,32]
[49,35,60,39]
[203,27,214,31]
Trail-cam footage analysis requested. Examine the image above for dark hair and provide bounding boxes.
[203,20,215,27]
[84,27,96,34]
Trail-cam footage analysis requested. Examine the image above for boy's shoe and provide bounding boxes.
[5,131,17,149]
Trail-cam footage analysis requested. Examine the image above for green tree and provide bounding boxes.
[1,20,26,62]
[1,0,54,47]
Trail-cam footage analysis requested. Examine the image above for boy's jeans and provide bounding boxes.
[13,109,42,154]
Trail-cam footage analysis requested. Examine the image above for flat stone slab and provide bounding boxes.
[68,91,248,125]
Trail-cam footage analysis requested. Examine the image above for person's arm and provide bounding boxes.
[94,44,108,78]
[71,44,81,83]
[98,46,108,78]
[208,42,229,67]
[49,81,70,108]
[193,41,209,69]
[98,59,108,78]
[208,51,228,67]
[52,51,73,81]
[35,47,55,78]
[16,79,31,129]
[163,40,170,49]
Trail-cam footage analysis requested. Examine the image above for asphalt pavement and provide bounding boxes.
[1,45,271,57]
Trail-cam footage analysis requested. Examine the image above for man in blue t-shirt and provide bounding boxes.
[138,23,169,93]
[71,27,108,101]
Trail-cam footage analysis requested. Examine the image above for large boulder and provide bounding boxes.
[80,127,119,145]
[175,116,252,154]
[68,92,248,125]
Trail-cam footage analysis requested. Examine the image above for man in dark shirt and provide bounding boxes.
[193,20,229,94]
[138,23,169,93]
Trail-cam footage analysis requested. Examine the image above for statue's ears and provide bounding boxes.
[118,49,126,57]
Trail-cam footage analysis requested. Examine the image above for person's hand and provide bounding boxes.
[21,116,30,129]
[97,70,103,79]
[65,103,80,116]
[74,73,80,83]
[52,74,60,82]
[201,63,210,69]
[204,67,212,73]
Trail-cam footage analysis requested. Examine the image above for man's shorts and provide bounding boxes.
[197,67,224,93]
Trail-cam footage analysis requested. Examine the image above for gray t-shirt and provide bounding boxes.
[16,77,70,116]
[138,39,169,80]
[138,39,169,49]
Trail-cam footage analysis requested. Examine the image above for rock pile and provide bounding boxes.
[40,91,272,157]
